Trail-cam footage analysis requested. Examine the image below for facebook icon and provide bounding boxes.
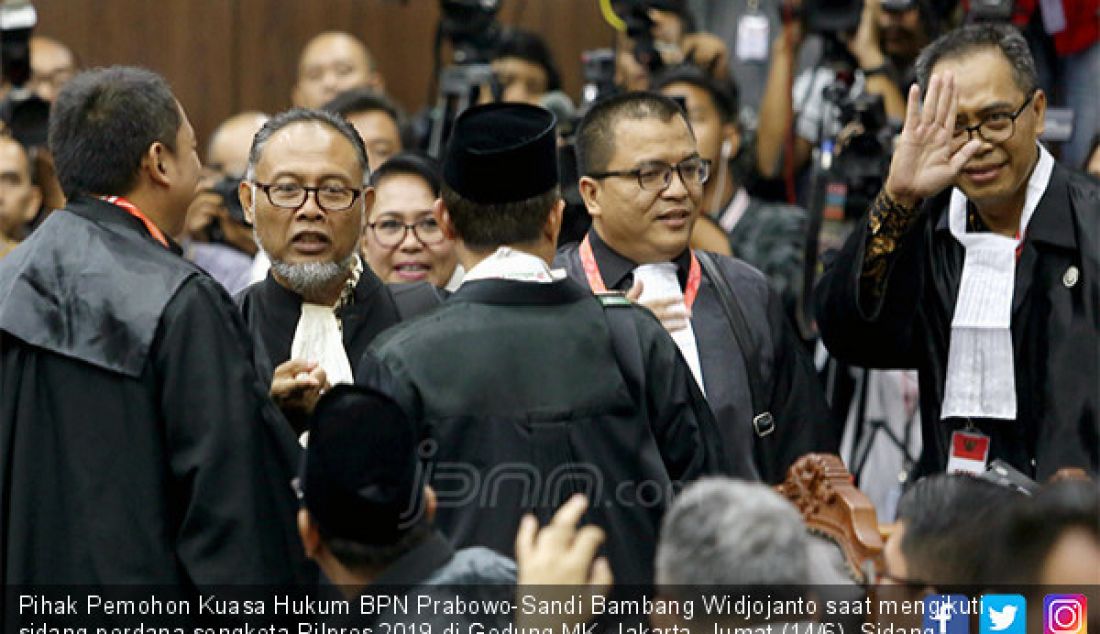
[925,595,972,634]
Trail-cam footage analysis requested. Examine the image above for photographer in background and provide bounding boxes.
[0,134,41,260]
[611,0,730,91]
[1008,0,1099,168]
[182,111,267,295]
[322,89,406,170]
[878,0,939,89]
[490,28,561,107]
[1,31,77,227]
[755,0,908,193]
[27,35,76,103]
[655,65,807,320]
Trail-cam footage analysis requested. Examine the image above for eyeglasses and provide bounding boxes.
[952,90,1036,146]
[252,181,363,212]
[589,157,711,192]
[368,215,446,248]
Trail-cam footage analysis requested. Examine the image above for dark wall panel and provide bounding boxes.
[30,0,616,152]
[35,0,237,150]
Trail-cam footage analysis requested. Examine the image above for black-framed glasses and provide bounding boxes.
[252,181,363,212]
[589,157,711,192]
[368,215,446,248]
[953,90,1036,145]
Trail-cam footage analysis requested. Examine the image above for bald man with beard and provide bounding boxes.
[293,32,384,109]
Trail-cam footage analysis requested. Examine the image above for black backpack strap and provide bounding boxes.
[695,250,775,438]
[389,282,445,321]
[596,292,647,409]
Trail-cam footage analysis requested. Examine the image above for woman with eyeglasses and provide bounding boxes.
[362,152,462,290]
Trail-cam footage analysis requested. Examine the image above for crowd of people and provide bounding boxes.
[0,0,1098,629]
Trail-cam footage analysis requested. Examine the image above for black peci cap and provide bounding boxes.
[301,384,426,545]
[442,102,558,204]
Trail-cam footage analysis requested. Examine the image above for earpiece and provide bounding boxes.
[721,139,733,158]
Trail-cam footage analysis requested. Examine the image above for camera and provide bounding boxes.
[438,0,502,65]
[831,92,895,219]
[199,176,249,246]
[610,0,688,74]
[802,0,864,35]
[0,1,49,149]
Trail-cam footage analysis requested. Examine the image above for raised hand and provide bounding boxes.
[626,279,692,333]
[884,72,982,208]
[514,495,613,632]
[845,0,885,69]
[270,358,330,416]
[514,494,613,588]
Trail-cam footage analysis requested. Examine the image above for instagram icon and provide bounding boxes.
[1045,595,1088,634]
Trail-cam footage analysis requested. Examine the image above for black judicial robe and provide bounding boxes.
[357,277,738,584]
[556,231,835,484]
[0,196,307,587]
[236,267,404,384]
[815,164,1100,479]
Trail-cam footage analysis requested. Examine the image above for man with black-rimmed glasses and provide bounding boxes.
[556,91,834,484]
[236,109,439,432]
[816,23,1100,479]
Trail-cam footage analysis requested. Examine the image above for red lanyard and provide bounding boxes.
[579,234,703,309]
[99,195,169,249]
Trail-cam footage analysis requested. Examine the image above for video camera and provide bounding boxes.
[802,0,865,34]
[438,0,502,65]
[197,176,250,246]
[0,0,49,149]
[420,0,504,157]
[609,0,689,75]
[829,92,895,219]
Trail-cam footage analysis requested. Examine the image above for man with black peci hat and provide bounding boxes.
[297,384,515,626]
[357,102,742,585]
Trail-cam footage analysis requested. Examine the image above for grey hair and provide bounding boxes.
[244,108,370,186]
[914,23,1038,97]
[268,253,358,297]
[656,477,811,591]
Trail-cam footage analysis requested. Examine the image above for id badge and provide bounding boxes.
[946,429,991,475]
[736,13,770,62]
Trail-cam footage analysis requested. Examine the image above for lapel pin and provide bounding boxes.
[1063,265,1079,288]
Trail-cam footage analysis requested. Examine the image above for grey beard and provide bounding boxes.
[269,254,355,298]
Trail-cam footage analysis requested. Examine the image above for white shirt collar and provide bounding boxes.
[460,246,565,285]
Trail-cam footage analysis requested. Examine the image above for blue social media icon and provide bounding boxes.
[982,595,1027,634]
[925,595,971,634]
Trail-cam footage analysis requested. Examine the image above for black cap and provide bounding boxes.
[442,102,558,204]
[301,384,426,545]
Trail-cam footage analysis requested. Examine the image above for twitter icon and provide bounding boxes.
[983,595,1027,634]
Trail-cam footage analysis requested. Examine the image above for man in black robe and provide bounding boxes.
[235,109,438,428]
[0,68,306,587]
[557,91,834,484]
[815,24,1100,479]
[358,102,740,584]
